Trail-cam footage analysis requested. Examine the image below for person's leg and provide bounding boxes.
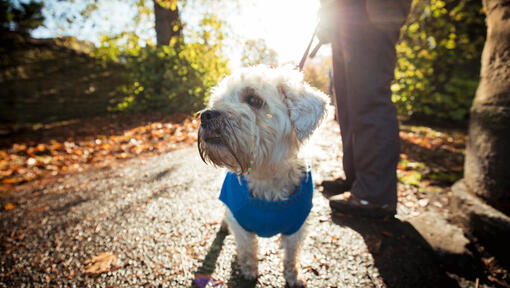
[330,0,410,214]
[321,27,357,195]
[322,35,356,194]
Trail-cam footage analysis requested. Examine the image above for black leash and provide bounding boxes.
[297,26,323,71]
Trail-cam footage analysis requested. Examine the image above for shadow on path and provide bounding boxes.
[331,215,460,288]
[195,227,229,276]
[192,226,258,288]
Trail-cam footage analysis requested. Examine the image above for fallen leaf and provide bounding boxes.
[418,199,429,207]
[2,178,18,184]
[5,245,18,254]
[35,144,46,153]
[67,270,75,279]
[84,252,119,277]
[12,144,27,152]
[30,205,50,212]
[117,152,129,159]
[4,203,15,210]
[26,158,37,166]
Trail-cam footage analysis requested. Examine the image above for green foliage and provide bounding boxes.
[303,59,331,95]
[92,14,229,113]
[0,0,43,36]
[425,171,462,184]
[241,39,278,67]
[398,170,422,186]
[397,158,426,186]
[393,0,485,121]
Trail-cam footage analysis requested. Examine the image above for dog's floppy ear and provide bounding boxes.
[278,81,328,141]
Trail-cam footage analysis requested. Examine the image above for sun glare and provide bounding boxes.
[228,0,325,68]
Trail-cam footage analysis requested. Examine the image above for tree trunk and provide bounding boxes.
[464,0,510,214]
[153,0,182,46]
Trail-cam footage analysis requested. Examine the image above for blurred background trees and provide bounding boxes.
[90,0,229,113]
[93,12,229,113]
[1,0,230,121]
[302,58,331,95]
[241,39,278,67]
[0,0,488,124]
[392,0,485,122]
[0,0,43,37]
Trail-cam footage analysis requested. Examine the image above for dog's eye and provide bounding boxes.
[246,95,264,109]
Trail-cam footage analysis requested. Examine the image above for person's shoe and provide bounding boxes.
[329,192,396,219]
[321,178,351,197]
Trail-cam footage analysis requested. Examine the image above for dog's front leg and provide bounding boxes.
[281,225,306,287]
[225,209,258,280]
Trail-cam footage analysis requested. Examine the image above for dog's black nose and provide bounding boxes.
[200,110,221,126]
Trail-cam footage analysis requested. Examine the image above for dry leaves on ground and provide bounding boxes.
[398,125,466,187]
[84,252,121,277]
[0,114,199,193]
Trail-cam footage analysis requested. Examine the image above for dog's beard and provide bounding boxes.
[198,116,252,174]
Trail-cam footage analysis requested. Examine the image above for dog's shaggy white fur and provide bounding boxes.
[198,66,328,287]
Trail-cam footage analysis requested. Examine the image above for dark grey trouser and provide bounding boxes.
[331,0,411,205]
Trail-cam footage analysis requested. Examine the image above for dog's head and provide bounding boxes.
[198,66,328,174]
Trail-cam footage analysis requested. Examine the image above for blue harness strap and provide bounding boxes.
[219,171,314,238]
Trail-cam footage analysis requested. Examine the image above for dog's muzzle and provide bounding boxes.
[200,110,223,145]
[200,110,221,127]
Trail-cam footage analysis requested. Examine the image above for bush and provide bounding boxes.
[93,15,229,114]
[115,42,228,113]
[392,0,485,122]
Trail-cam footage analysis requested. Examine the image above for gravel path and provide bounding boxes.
[0,115,494,287]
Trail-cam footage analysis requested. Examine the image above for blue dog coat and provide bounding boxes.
[219,171,314,238]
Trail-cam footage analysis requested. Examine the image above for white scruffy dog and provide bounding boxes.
[198,66,328,287]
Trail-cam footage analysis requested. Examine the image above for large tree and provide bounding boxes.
[392,0,485,121]
[153,0,182,46]
[464,0,510,214]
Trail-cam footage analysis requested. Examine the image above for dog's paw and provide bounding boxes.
[240,263,258,280]
[285,276,306,288]
[284,270,306,288]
